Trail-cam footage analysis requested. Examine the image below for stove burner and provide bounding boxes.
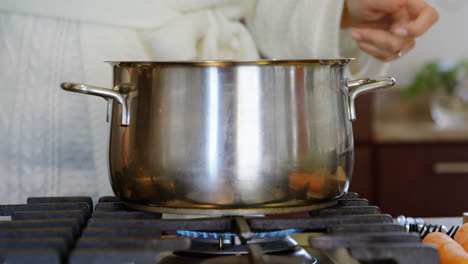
[176,229,302,240]
[200,245,316,264]
[179,234,299,255]
[175,218,301,255]
[0,192,440,264]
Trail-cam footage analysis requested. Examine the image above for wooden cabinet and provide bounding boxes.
[377,144,468,217]
[349,93,375,203]
[349,146,375,204]
[348,93,468,216]
[353,94,373,143]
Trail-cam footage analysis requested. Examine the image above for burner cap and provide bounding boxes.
[200,254,315,264]
[200,243,316,263]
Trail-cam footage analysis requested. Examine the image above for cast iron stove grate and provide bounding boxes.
[0,193,438,264]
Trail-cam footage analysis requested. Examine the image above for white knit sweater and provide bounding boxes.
[0,0,385,204]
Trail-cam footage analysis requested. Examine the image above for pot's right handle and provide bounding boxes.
[60,82,132,126]
[346,77,396,121]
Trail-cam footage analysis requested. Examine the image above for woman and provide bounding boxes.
[0,0,438,203]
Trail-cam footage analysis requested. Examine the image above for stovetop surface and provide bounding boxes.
[0,193,439,264]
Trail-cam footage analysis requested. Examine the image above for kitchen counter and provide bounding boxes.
[374,120,468,143]
[373,90,468,143]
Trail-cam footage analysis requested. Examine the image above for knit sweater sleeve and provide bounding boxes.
[246,0,386,78]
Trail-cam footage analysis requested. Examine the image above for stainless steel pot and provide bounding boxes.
[61,59,394,215]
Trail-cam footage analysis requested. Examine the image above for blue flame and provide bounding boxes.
[176,229,302,239]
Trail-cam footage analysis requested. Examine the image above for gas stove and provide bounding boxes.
[0,193,438,264]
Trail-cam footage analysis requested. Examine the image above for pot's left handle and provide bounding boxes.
[60,82,131,126]
[347,77,396,121]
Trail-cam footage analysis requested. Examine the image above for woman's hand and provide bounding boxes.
[341,0,439,61]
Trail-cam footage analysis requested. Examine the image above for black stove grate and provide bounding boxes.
[0,193,439,264]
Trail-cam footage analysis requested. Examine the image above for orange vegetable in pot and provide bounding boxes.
[455,223,468,252]
[289,171,326,192]
[423,232,468,264]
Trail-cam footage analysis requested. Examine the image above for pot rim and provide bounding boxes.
[106,58,354,67]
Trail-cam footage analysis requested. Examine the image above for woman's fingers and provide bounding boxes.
[402,38,416,53]
[352,28,404,53]
[393,0,439,37]
[366,0,408,13]
[356,41,399,61]
[403,6,439,37]
[352,28,416,61]
[345,0,438,61]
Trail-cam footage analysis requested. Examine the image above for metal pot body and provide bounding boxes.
[61,60,394,215]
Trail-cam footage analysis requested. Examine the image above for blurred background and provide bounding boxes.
[349,0,468,217]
